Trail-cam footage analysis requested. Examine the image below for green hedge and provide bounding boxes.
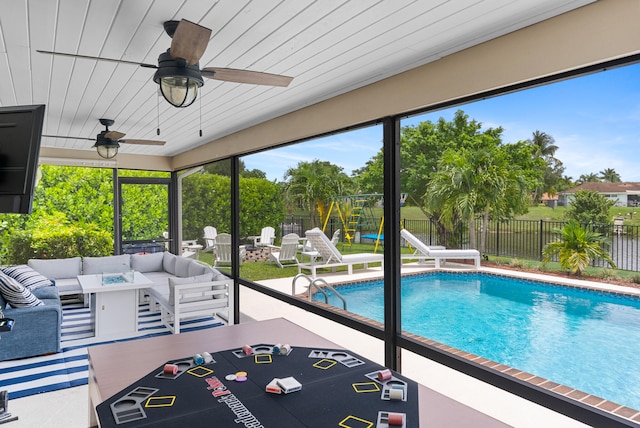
[4,226,112,264]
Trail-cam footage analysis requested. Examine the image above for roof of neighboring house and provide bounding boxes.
[560,182,640,194]
[540,193,558,201]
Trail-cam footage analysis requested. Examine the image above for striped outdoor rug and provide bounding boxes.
[0,303,224,399]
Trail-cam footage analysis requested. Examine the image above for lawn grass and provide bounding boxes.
[487,255,640,284]
[196,241,423,282]
[516,205,640,225]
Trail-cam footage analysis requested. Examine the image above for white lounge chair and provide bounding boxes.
[268,233,300,268]
[252,226,275,247]
[300,229,339,262]
[400,229,480,268]
[203,226,218,253]
[299,228,384,278]
[213,233,246,267]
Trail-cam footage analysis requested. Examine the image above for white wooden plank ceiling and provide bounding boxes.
[0,0,594,159]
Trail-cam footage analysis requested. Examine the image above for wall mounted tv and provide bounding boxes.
[0,104,45,214]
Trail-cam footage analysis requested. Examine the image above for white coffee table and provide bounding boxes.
[77,272,153,339]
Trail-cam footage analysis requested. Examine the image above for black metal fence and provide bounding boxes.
[281,216,640,272]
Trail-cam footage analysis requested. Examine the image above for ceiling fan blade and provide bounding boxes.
[169,19,211,65]
[121,139,166,146]
[36,50,157,68]
[201,68,293,87]
[42,134,94,141]
[105,130,126,140]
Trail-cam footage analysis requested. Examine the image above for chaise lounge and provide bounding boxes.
[299,228,384,278]
[400,229,480,269]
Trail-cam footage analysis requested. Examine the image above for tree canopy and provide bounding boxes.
[284,160,354,228]
[528,130,566,198]
[353,110,544,248]
[565,190,614,225]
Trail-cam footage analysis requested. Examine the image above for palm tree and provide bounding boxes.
[284,160,353,228]
[599,168,622,183]
[542,220,616,275]
[531,130,559,158]
[578,173,601,184]
[427,144,528,253]
[529,131,563,202]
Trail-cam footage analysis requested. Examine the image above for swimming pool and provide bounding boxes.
[313,272,640,411]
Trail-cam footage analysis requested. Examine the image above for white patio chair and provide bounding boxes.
[213,233,246,267]
[252,226,275,247]
[268,233,300,268]
[203,226,217,253]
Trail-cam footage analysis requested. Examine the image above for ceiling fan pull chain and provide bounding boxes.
[157,90,161,136]
[199,90,203,137]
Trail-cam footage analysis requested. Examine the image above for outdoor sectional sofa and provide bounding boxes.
[0,280,62,361]
[0,252,232,361]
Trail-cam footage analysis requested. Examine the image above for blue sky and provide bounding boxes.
[245,62,640,183]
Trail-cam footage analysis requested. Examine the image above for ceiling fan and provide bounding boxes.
[37,19,294,108]
[44,118,165,159]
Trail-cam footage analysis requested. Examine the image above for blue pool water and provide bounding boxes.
[314,272,640,411]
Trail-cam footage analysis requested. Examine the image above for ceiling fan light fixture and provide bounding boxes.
[160,76,200,107]
[94,139,120,159]
[153,51,204,108]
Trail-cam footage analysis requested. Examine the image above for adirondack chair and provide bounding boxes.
[268,233,300,268]
[203,226,218,253]
[213,233,246,267]
[252,226,275,247]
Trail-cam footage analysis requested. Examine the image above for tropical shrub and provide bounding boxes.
[4,222,112,264]
[565,190,614,225]
[542,220,616,275]
[181,173,285,243]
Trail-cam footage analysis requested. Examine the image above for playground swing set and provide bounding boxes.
[321,193,407,253]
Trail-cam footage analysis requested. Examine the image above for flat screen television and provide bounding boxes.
[0,104,45,214]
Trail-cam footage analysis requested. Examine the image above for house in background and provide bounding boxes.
[539,193,559,208]
[558,182,640,207]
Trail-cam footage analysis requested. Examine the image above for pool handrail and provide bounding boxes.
[292,273,347,311]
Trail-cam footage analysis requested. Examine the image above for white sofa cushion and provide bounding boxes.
[28,257,82,279]
[187,261,208,277]
[131,252,164,273]
[174,257,192,278]
[141,271,174,284]
[211,270,228,282]
[83,254,131,275]
[162,252,178,275]
[53,277,84,295]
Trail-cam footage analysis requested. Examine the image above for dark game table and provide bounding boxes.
[88,318,511,427]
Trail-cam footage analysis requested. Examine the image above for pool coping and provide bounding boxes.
[301,268,640,425]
